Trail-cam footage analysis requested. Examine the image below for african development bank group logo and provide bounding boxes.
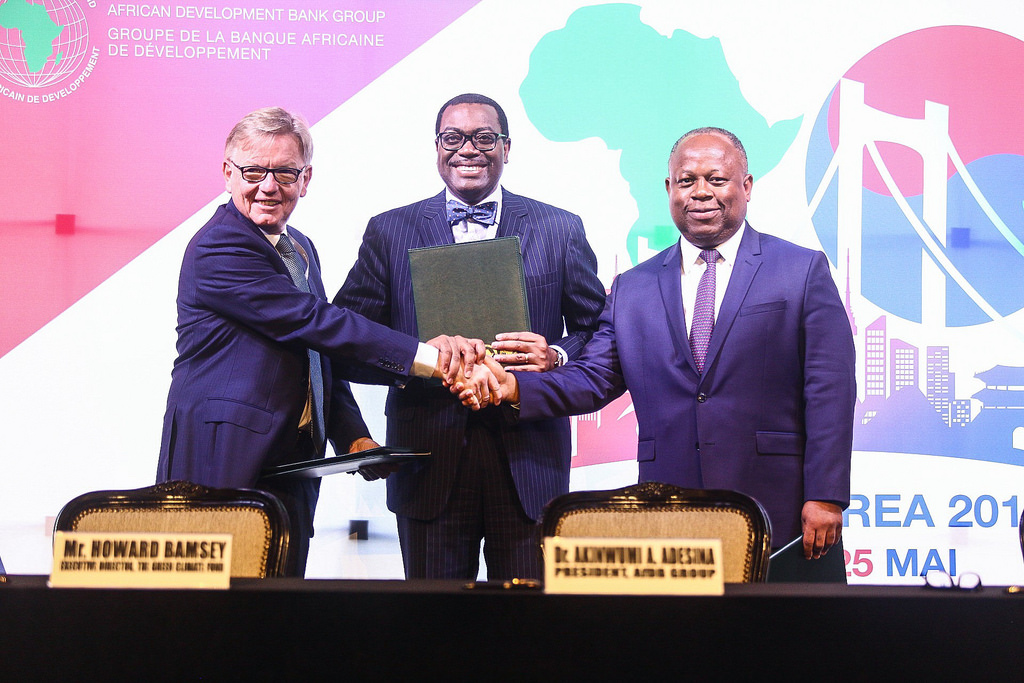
[0,0,97,102]
[806,25,1024,328]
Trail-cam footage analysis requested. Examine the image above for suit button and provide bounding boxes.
[697,392,707,403]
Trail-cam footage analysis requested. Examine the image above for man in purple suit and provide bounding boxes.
[156,107,487,576]
[334,94,606,580]
[481,128,856,580]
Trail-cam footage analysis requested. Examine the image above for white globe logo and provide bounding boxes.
[0,0,88,89]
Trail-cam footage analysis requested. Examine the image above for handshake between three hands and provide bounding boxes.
[428,332,557,409]
[352,332,541,481]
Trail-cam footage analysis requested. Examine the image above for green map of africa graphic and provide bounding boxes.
[0,0,65,72]
[521,3,800,264]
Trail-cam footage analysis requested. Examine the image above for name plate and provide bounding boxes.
[50,532,233,589]
[543,537,724,595]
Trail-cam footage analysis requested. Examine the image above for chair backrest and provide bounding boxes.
[54,481,291,578]
[541,482,771,583]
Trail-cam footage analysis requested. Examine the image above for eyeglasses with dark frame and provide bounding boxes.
[228,160,307,185]
[435,130,508,152]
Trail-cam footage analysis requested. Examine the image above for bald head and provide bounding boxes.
[665,128,753,249]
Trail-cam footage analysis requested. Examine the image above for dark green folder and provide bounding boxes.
[408,236,531,343]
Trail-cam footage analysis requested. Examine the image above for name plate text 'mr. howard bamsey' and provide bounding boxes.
[50,532,232,589]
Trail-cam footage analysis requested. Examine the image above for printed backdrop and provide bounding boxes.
[2,0,1023,584]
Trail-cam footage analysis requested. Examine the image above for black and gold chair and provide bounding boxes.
[54,480,291,578]
[541,481,771,583]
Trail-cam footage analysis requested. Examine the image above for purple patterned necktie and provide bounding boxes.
[689,249,720,374]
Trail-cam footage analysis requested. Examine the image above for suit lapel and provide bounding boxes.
[226,201,301,286]
[418,190,457,247]
[496,189,531,253]
[702,224,762,372]
[657,242,696,371]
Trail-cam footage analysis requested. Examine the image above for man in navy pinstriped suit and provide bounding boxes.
[157,108,488,576]
[333,94,606,580]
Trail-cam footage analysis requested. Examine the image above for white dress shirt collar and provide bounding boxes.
[678,221,746,328]
[678,221,746,275]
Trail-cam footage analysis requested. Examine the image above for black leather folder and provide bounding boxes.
[260,447,429,480]
[766,535,847,583]
[408,236,530,343]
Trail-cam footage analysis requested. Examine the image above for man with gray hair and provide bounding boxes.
[157,107,489,575]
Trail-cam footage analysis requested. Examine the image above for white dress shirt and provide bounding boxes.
[679,222,746,336]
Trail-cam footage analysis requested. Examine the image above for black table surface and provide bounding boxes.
[2,575,1022,680]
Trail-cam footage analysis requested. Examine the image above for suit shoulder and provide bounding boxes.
[754,229,822,261]
[190,204,259,249]
[504,190,580,222]
[617,243,676,283]
[748,230,835,290]
[607,249,668,296]
[371,194,441,222]
[362,195,443,243]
